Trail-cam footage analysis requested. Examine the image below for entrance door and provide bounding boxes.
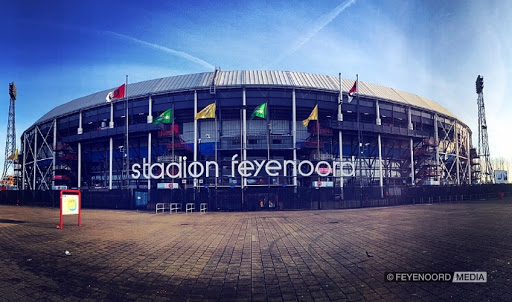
[134,191,148,208]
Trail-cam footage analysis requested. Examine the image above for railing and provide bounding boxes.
[166,142,192,151]
[329,120,430,138]
[220,135,293,150]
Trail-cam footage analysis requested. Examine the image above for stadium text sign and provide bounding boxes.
[131,155,355,180]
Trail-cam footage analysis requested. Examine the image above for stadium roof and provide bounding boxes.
[34,70,458,125]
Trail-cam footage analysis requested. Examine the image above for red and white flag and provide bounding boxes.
[106,84,125,103]
[348,81,357,103]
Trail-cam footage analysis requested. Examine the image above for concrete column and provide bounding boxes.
[378,134,384,198]
[78,111,83,134]
[109,102,114,128]
[147,95,153,124]
[408,107,413,130]
[375,100,381,125]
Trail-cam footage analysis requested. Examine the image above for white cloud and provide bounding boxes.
[268,0,356,68]
[101,30,215,70]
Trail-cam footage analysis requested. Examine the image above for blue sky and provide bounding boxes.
[0,0,511,173]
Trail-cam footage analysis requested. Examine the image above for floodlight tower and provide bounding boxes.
[2,82,17,183]
[476,75,493,183]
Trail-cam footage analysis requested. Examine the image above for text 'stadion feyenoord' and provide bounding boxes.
[131,155,356,180]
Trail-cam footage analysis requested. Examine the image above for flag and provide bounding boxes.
[348,81,357,103]
[195,103,216,120]
[250,102,267,120]
[153,108,173,124]
[106,84,126,103]
[302,105,318,127]
[7,149,18,161]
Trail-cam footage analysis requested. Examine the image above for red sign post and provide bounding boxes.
[57,189,81,229]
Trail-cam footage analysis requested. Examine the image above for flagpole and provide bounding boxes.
[125,75,129,189]
[317,103,320,184]
[242,90,247,183]
[214,100,218,189]
[356,74,362,203]
[172,102,175,188]
[317,104,320,160]
[266,102,270,190]
[193,91,198,193]
[338,73,344,200]
[240,107,244,209]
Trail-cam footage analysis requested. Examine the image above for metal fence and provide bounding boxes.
[1,184,510,211]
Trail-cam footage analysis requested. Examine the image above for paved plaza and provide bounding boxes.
[1,200,511,301]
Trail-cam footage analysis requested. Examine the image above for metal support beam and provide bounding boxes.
[242,90,247,156]
[78,142,81,188]
[242,88,247,187]
[109,137,113,190]
[338,73,344,194]
[193,90,198,188]
[467,132,471,184]
[434,115,440,183]
[292,89,297,188]
[52,119,57,188]
[378,134,383,198]
[125,75,129,189]
[455,121,460,185]
[148,132,152,190]
[33,127,37,190]
[410,138,415,185]
[194,91,198,163]
[22,134,26,190]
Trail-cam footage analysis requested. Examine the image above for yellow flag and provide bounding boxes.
[7,149,18,161]
[302,105,318,127]
[195,103,216,120]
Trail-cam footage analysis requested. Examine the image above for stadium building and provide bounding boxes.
[19,70,475,210]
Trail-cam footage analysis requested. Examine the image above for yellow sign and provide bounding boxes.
[62,194,79,215]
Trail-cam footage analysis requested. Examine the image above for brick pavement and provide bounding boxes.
[1,200,511,301]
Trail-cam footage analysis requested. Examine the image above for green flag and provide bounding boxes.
[250,102,267,120]
[153,108,173,124]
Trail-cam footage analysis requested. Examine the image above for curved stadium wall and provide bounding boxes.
[20,70,474,210]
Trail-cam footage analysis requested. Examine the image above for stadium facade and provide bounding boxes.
[20,70,475,210]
